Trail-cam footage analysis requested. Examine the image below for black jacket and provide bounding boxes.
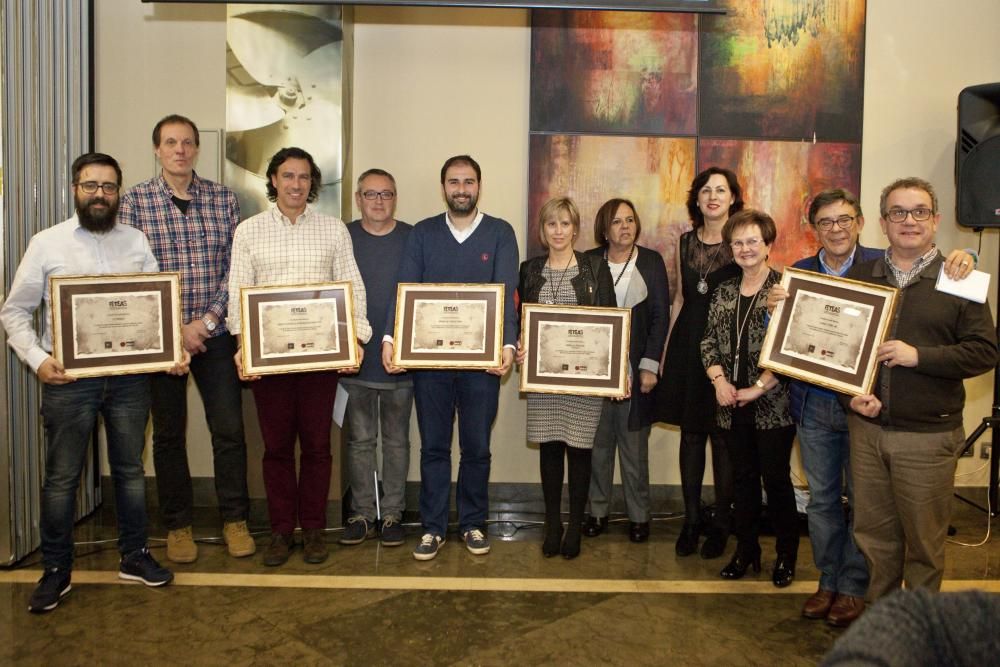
[518,251,615,309]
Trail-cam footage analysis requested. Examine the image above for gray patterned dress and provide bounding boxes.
[526,265,604,449]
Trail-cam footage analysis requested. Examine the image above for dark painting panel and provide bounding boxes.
[699,0,866,141]
[530,9,698,135]
[699,139,862,268]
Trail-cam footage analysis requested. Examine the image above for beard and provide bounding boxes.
[76,195,119,233]
[446,191,478,216]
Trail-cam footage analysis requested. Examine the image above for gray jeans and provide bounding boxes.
[588,399,651,522]
[343,383,414,521]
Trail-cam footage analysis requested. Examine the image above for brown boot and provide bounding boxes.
[166,527,198,564]
[223,521,256,558]
[302,529,329,564]
[263,533,292,567]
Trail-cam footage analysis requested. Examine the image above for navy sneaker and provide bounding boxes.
[462,528,491,555]
[412,533,444,561]
[28,567,72,613]
[380,517,406,547]
[119,548,174,586]
[339,517,375,545]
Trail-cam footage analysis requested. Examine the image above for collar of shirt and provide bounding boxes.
[445,210,484,243]
[885,244,939,288]
[818,244,858,277]
[156,170,203,199]
[270,203,314,227]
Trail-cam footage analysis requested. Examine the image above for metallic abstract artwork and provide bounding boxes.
[224,5,345,219]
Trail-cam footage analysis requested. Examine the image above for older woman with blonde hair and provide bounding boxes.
[517,197,616,559]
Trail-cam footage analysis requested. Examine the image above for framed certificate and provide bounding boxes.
[50,272,183,378]
[760,268,899,396]
[392,283,504,369]
[240,282,359,376]
[519,303,631,397]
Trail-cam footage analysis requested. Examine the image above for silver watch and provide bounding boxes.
[755,378,766,390]
[202,316,217,332]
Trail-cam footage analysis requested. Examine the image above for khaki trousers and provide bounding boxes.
[847,415,963,601]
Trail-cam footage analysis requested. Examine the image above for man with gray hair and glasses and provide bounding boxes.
[843,177,997,602]
[338,168,413,548]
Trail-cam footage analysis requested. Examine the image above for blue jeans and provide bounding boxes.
[151,334,248,529]
[40,375,151,569]
[343,382,414,521]
[798,391,869,597]
[413,371,498,536]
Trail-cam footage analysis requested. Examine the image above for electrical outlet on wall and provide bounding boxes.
[982,444,992,460]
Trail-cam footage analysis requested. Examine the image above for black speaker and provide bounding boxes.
[957,83,1000,228]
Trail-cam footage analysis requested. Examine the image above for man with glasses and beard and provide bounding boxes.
[381,155,519,561]
[2,152,186,613]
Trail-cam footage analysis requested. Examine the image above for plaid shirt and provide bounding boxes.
[227,205,371,342]
[885,244,939,288]
[119,172,239,335]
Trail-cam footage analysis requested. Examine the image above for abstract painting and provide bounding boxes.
[700,0,866,141]
[699,138,862,268]
[530,10,698,135]
[527,134,696,292]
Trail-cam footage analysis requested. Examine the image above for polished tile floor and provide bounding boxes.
[1,492,997,666]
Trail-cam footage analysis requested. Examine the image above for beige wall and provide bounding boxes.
[95,1,1000,487]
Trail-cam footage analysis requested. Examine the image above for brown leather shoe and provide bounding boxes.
[263,533,292,567]
[302,529,329,564]
[827,594,865,627]
[802,588,836,619]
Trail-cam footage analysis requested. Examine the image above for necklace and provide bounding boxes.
[733,272,766,375]
[606,244,636,286]
[696,231,724,295]
[544,252,575,304]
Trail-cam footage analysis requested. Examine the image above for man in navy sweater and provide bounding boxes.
[382,155,518,561]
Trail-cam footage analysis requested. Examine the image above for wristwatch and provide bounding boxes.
[755,378,766,390]
[202,316,217,332]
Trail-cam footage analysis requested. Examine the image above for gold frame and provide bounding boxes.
[519,303,631,398]
[392,283,504,369]
[759,267,899,396]
[240,281,358,376]
[49,272,183,378]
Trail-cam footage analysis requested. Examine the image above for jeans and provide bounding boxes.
[251,371,338,535]
[343,382,414,521]
[413,370,498,536]
[40,375,151,569]
[588,399,651,523]
[798,391,868,598]
[151,334,248,529]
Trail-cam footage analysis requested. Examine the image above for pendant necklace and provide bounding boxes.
[733,275,763,375]
[606,244,636,286]
[696,231,724,295]
[544,252,574,304]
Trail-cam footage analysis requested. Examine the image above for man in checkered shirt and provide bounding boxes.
[119,115,254,565]
[228,146,371,567]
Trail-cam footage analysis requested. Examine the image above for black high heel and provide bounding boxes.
[719,551,762,579]
[561,525,582,559]
[542,523,563,558]
[772,555,796,588]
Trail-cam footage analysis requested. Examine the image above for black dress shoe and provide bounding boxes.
[719,551,761,580]
[675,523,700,556]
[699,526,729,560]
[582,515,608,538]
[772,556,796,588]
[629,522,650,543]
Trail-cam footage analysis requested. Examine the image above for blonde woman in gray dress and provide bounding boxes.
[517,197,616,559]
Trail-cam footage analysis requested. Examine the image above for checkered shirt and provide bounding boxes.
[885,244,939,288]
[119,172,239,334]
[227,205,371,342]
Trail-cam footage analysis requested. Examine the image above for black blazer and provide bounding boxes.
[518,251,615,309]
[587,244,670,430]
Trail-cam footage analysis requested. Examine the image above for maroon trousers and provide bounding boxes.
[250,371,338,535]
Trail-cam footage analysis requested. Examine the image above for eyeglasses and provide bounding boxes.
[361,190,395,201]
[815,215,856,231]
[75,181,119,195]
[885,207,933,223]
[730,238,764,250]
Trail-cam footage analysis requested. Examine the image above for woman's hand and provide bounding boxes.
[713,377,738,407]
[639,369,657,393]
[766,284,788,316]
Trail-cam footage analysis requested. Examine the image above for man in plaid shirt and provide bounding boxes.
[119,114,254,564]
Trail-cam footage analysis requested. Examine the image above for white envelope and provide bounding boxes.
[935,265,991,303]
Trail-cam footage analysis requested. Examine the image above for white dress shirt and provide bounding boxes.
[226,204,371,342]
[0,216,159,372]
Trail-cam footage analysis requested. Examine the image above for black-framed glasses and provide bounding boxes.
[361,190,395,200]
[885,207,933,223]
[76,181,119,195]
[815,215,856,231]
